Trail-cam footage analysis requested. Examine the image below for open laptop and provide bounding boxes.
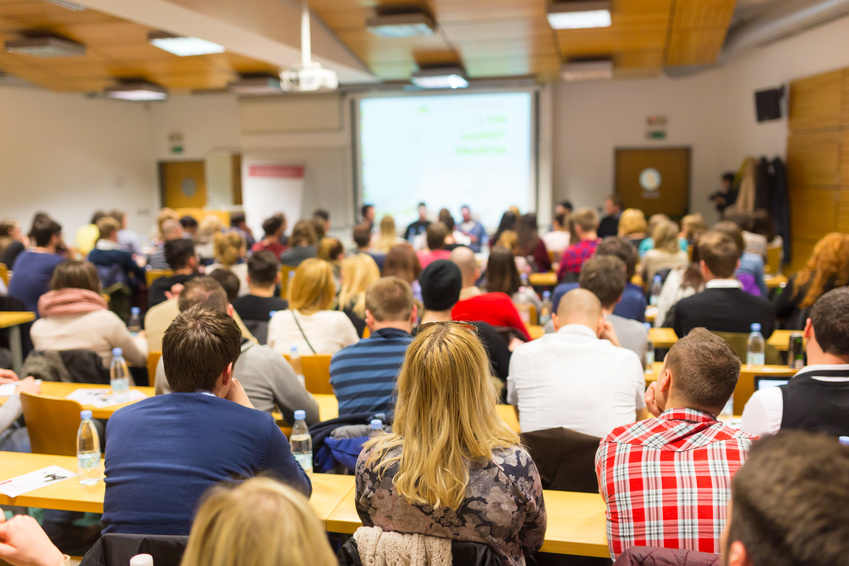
[754,376,790,391]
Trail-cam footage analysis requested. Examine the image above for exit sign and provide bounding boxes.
[647,130,666,140]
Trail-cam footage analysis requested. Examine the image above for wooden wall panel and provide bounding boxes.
[843,130,849,185]
[844,71,849,127]
[786,131,842,186]
[788,70,844,132]
[838,188,849,234]
[788,187,839,242]
[788,241,816,275]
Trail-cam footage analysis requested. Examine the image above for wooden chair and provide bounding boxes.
[20,392,84,456]
[279,265,297,299]
[0,263,8,285]
[283,353,333,395]
[515,302,538,326]
[145,269,173,288]
[765,246,782,274]
[148,351,162,390]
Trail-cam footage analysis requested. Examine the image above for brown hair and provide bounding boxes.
[316,237,344,262]
[384,243,422,284]
[810,287,849,357]
[49,260,100,293]
[680,213,707,242]
[596,237,638,280]
[571,207,598,233]
[178,277,229,313]
[426,222,448,251]
[352,223,372,249]
[365,276,414,322]
[793,233,849,308]
[209,269,240,303]
[516,213,540,256]
[712,220,746,255]
[727,430,849,566]
[162,304,241,393]
[290,220,317,247]
[247,251,280,287]
[665,327,739,413]
[697,231,740,279]
[97,217,121,240]
[579,255,626,309]
[484,246,522,296]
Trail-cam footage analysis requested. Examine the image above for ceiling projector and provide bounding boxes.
[280,61,338,92]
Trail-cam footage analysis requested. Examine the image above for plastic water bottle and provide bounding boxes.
[290,410,312,474]
[127,307,141,337]
[747,323,765,366]
[130,555,153,566]
[77,410,100,486]
[370,418,383,437]
[539,291,552,326]
[290,346,305,388]
[649,275,663,307]
[110,348,130,404]
[516,274,532,324]
[644,322,654,374]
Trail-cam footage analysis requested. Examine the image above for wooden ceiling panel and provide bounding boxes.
[664,0,736,66]
[50,21,152,46]
[430,0,546,22]
[334,27,454,64]
[143,70,236,90]
[464,53,560,77]
[440,18,552,42]
[204,53,280,75]
[671,0,736,29]
[456,38,559,59]
[0,3,118,27]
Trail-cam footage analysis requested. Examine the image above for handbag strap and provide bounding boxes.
[291,310,317,354]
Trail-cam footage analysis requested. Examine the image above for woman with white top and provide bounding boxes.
[206,231,249,297]
[268,258,358,355]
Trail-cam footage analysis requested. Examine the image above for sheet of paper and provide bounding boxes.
[0,465,76,498]
[0,382,17,397]
[66,388,147,408]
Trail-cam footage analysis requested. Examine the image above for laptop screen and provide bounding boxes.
[754,376,790,391]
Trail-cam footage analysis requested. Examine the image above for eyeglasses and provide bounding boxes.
[417,320,477,334]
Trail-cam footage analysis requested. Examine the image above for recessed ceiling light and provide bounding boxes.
[366,13,436,38]
[148,32,225,57]
[411,67,468,89]
[547,1,612,30]
[5,35,86,58]
[104,81,168,101]
[561,58,614,81]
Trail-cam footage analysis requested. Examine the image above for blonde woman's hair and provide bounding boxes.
[366,323,520,510]
[496,229,518,252]
[339,253,380,318]
[316,237,344,263]
[652,219,680,253]
[618,208,647,236]
[373,215,399,253]
[681,213,707,241]
[213,231,245,267]
[180,477,336,566]
[288,258,336,313]
[197,215,224,244]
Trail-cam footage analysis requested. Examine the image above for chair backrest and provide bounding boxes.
[283,353,333,395]
[148,351,162,388]
[515,302,538,326]
[521,426,601,492]
[0,262,8,285]
[279,265,297,299]
[20,392,84,456]
[712,331,782,365]
[103,282,132,322]
[81,533,189,566]
[145,269,173,288]
[338,535,501,566]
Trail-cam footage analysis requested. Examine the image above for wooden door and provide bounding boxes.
[615,148,691,218]
[159,160,207,209]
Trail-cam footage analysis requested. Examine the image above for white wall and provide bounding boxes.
[0,86,157,236]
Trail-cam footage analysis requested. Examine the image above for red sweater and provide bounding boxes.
[451,292,531,341]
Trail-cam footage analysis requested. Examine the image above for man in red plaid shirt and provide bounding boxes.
[596,328,757,559]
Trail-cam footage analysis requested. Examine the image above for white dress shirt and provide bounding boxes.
[507,324,646,438]
[741,364,849,436]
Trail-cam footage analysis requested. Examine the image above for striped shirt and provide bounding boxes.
[330,328,412,417]
[595,408,757,559]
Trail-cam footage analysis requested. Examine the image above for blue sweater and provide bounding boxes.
[8,251,64,315]
[102,392,311,535]
[552,282,647,323]
[330,328,412,417]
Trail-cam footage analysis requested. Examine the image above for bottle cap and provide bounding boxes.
[751,323,761,332]
[643,322,652,330]
[542,290,551,298]
[131,307,140,314]
[290,345,299,355]
[370,419,383,430]
[268,310,276,318]
[840,436,849,446]
[80,410,92,420]
[294,410,306,421]
[112,347,123,357]
[129,554,154,566]
[653,274,662,281]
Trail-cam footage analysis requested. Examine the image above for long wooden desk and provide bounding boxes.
[0,382,155,420]
[650,328,801,352]
[528,273,558,287]
[0,311,35,374]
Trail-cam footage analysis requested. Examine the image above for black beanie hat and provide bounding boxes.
[419,259,462,311]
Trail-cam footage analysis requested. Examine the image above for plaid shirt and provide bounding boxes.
[558,238,598,278]
[595,408,757,558]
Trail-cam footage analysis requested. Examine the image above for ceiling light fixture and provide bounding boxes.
[5,35,85,57]
[366,13,436,38]
[228,75,284,95]
[148,32,225,57]
[43,0,86,11]
[411,67,468,89]
[104,81,168,101]
[547,1,612,30]
[561,58,613,81]
[280,0,338,92]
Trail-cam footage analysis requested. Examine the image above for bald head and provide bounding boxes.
[161,219,184,241]
[450,246,478,288]
[554,289,603,331]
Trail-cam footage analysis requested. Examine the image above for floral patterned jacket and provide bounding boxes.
[355,444,547,566]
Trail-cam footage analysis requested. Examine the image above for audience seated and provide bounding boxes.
[552,237,647,322]
[87,217,145,295]
[229,211,255,250]
[515,213,551,273]
[154,277,317,425]
[641,219,689,282]
[0,369,39,452]
[672,231,775,338]
[72,211,105,258]
[724,208,767,258]
[508,289,646,437]
[279,220,318,267]
[110,209,141,256]
[598,195,623,239]
[360,203,376,230]
[146,219,184,270]
[743,287,849,437]
[774,232,849,329]
[30,261,145,368]
[231,251,288,324]
[0,218,28,269]
[252,214,288,258]
[618,208,649,251]
[541,212,570,258]
[416,222,452,268]
[383,243,423,302]
[356,322,546,566]
[491,210,517,251]
[330,277,415,417]
[147,239,199,309]
[404,202,431,244]
[338,254,381,337]
[8,215,65,316]
[193,215,223,264]
[451,248,531,342]
[268,258,358,355]
[103,305,311,535]
[207,231,249,297]
[655,252,705,328]
[481,246,542,312]
[557,207,599,281]
[580,256,649,368]
[680,213,707,245]
[351,223,385,271]
[458,205,488,253]
[417,260,512,388]
[713,220,766,297]
[178,214,197,238]
[596,328,756,558]
[372,215,403,254]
